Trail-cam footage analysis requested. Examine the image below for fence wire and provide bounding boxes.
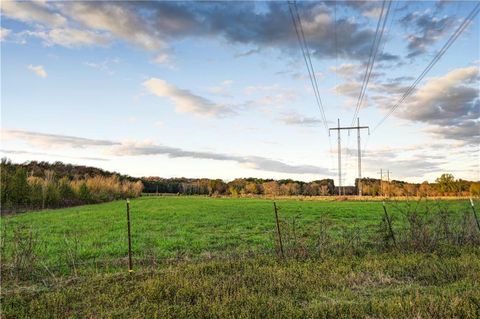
[1,198,479,284]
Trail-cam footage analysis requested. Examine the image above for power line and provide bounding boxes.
[379,0,398,55]
[350,0,387,125]
[288,1,329,134]
[374,2,480,131]
[331,1,338,178]
[358,2,397,182]
[288,1,334,181]
[351,0,391,126]
[344,0,389,185]
[293,1,329,132]
[334,0,338,94]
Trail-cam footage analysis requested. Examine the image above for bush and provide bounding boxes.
[77,182,91,203]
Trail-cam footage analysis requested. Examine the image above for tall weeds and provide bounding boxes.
[3,171,143,212]
[274,200,480,259]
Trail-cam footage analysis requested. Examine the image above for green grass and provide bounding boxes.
[2,253,479,318]
[1,196,479,318]
[1,196,473,265]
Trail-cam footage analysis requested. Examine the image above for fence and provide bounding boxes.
[1,198,479,284]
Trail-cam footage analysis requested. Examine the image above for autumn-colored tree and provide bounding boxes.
[436,174,455,195]
[280,182,301,196]
[262,181,279,196]
[404,184,417,197]
[208,179,227,195]
[470,182,480,197]
[418,181,430,197]
[245,182,260,194]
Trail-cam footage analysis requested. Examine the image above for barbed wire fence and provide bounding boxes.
[1,198,479,287]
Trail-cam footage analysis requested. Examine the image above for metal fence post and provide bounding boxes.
[470,198,480,232]
[382,201,397,247]
[126,199,133,273]
[274,202,284,258]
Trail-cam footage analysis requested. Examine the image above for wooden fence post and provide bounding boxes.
[274,202,284,258]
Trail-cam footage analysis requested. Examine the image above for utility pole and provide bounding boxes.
[329,118,369,196]
[386,170,391,197]
[356,118,369,196]
[379,169,383,197]
[337,119,342,195]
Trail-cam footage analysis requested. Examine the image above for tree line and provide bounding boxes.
[143,174,479,197]
[2,159,478,213]
[357,174,479,197]
[141,177,335,196]
[1,159,143,213]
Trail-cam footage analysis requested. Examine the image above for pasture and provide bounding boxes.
[2,197,475,265]
[1,197,479,318]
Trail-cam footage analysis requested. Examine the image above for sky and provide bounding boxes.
[1,0,479,185]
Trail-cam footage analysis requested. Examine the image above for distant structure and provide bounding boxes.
[378,169,391,197]
[329,118,369,196]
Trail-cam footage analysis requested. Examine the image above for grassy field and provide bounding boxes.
[1,196,479,318]
[2,196,475,263]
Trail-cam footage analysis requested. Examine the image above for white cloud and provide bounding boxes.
[332,81,361,98]
[244,84,280,95]
[242,84,297,110]
[108,141,331,175]
[3,128,331,175]
[300,8,331,35]
[1,0,66,27]
[208,80,233,97]
[2,129,119,148]
[26,28,111,48]
[329,63,362,78]
[27,65,47,78]
[143,78,235,117]
[363,7,382,19]
[403,67,478,118]
[2,1,400,63]
[359,142,478,180]
[394,66,479,142]
[278,112,323,127]
[370,66,479,145]
[59,2,165,51]
[0,149,109,162]
[84,57,120,75]
[152,53,174,67]
[0,28,11,41]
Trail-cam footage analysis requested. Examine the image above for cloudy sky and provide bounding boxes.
[1,0,479,184]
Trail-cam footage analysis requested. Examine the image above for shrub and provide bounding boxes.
[77,182,92,203]
[27,176,44,208]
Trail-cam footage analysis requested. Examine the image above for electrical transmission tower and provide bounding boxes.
[329,118,369,196]
[378,169,391,197]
